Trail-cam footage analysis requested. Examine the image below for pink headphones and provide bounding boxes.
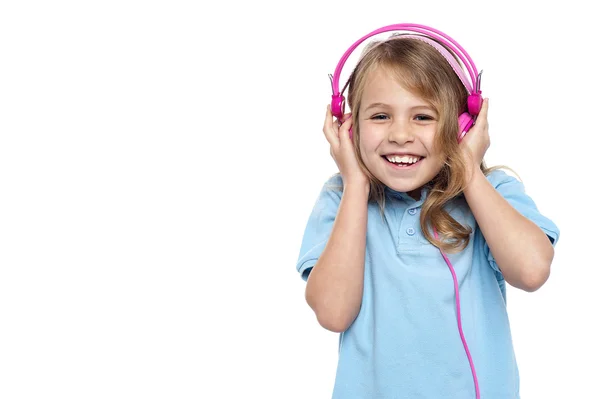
[329,23,483,142]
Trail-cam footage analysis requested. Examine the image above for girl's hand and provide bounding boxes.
[322,104,369,189]
[460,98,490,183]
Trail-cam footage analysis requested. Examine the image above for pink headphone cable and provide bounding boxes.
[433,227,481,399]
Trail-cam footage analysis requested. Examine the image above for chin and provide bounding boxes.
[383,180,421,194]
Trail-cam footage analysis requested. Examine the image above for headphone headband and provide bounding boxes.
[399,34,473,93]
[330,23,481,97]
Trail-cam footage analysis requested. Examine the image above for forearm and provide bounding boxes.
[463,170,554,292]
[305,182,369,332]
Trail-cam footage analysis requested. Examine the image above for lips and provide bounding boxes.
[383,154,424,165]
[382,154,424,170]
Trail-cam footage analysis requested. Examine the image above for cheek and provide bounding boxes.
[358,136,378,163]
[357,123,380,153]
[423,128,440,153]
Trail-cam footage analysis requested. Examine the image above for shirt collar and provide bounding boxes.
[385,185,430,206]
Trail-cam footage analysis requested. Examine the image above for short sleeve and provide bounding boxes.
[295,174,343,281]
[483,169,560,274]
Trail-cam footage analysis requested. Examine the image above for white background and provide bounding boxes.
[1,1,598,398]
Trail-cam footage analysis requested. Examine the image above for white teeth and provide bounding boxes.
[385,155,421,164]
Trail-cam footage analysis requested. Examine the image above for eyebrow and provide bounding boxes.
[364,102,389,112]
[363,102,436,113]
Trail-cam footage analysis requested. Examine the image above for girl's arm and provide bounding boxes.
[463,169,555,292]
[305,182,369,332]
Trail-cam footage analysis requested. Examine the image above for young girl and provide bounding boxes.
[296,25,559,399]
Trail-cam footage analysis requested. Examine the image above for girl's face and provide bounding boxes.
[358,68,445,200]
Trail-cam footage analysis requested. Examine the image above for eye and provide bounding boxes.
[371,114,389,120]
[414,114,435,121]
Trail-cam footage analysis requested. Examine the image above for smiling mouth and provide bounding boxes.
[382,155,424,166]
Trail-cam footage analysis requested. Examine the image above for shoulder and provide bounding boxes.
[483,168,531,199]
[307,173,344,216]
[323,173,343,190]
[318,173,344,200]
[484,168,522,189]
[484,167,560,244]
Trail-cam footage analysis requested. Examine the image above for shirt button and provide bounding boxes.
[406,227,415,236]
[408,208,417,215]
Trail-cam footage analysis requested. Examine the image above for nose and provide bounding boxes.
[387,119,414,145]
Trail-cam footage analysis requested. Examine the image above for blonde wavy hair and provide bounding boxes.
[336,36,516,253]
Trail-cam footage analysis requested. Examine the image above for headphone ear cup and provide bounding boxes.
[457,112,474,142]
[331,95,345,120]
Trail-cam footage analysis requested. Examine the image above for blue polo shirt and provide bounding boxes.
[296,169,560,399]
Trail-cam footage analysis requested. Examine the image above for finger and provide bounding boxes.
[338,114,353,142]
[477,98,489,122]
[322,105,339,146]
[336,112,350,123]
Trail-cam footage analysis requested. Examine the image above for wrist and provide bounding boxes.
[464,168,486,196]
[343,179,370,197]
